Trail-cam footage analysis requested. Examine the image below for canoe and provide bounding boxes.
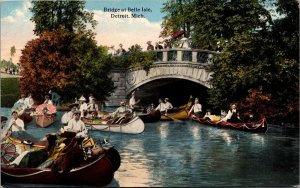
[34,104,57,128]
[1,136,121,187]
[160,100,193,121]
[35,114,56,128]
[83,115,145,134]
[139,110,161,123]
[190,115,268,133]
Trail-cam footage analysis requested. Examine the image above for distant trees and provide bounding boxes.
[10,46,16,63]
[19,0,113,103]
[109,44,156,73]
[161,0,299,123]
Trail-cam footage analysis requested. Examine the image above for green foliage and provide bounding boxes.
[1,78,20,107]
[30,0,96,36]
[109,44,156,73]
[69,34,115,102]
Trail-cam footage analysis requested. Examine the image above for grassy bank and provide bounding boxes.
[1,77,20,107]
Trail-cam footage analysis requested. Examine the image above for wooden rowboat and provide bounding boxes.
[83,115,145,134]
[139,110,161,123]
[35,114,56,128]
[34,104,57,128]
[190,115,268,133]
[1,136,121,187]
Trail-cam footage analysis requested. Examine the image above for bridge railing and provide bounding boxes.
[153,48,220,64]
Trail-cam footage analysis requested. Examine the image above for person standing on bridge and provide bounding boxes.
[147,41,154,51]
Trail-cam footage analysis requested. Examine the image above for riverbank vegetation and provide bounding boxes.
[1,78,20,107]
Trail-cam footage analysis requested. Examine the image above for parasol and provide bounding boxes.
[36,104,57,115]
[1,143,17,164]
[171,31,184,39]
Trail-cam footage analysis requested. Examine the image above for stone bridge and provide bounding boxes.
[106,48,219,106]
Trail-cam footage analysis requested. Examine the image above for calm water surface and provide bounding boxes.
[1,107,299,187]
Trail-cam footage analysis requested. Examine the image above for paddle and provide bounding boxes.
[162,114,183,123]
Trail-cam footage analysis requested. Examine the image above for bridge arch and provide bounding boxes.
[125,63,213,95]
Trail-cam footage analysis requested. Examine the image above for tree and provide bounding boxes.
[30,1,96,36]
[161,0,193,38]
[10,46,16,63]
[19,0,115,103]
[19,30,74,102]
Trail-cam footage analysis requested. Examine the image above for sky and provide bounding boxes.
[0,0,168,63]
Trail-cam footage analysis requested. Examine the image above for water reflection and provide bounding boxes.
[157,122,169,139]
[114,139,154,187]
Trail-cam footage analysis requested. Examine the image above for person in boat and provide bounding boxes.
[44,95,53,105]
[109,101,131,123]
[164,98,173,115]
[188,97,203,118]
[60,110,88,138]
[129,91,140,111]
[62,106,77,124]
[16,94,26,105]
[218,103,242,123]
[86,97,99,119]
[155,98,167,114]
[49,90,61,106]
[88,94,94,104]
[203,109,221,122]
[78,96,88,118]
[3,111,25,139]
[24,93,34,108]
[1,116,8,140]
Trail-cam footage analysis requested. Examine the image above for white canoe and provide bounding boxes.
[84,116,145,134]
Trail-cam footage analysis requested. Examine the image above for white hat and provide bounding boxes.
[79,96,86,101]
[180,37,188,41]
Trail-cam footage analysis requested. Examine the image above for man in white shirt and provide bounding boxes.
[128,91,140,111]
[155,98,167,113]
[164,98,173,114]
[188,97,202,117]
[9,111,25,132]
[60,110,88,138]
[78,96,88,118]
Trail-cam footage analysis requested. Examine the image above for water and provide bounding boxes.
[1,108,299,187]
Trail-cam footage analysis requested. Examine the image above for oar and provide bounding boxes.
[162,114,183,122]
